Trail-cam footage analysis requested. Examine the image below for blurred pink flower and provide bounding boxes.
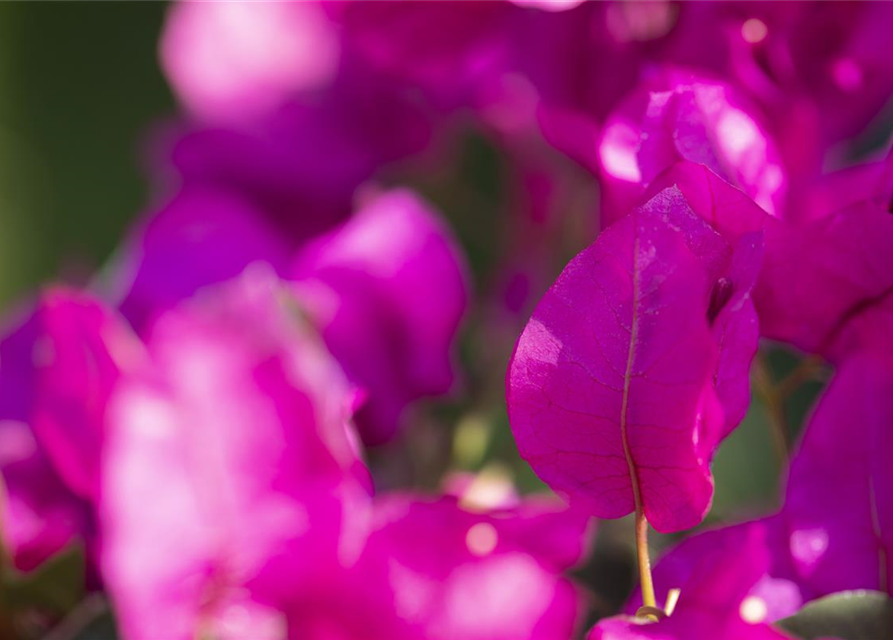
[160,0,340,124]
[289,493,592,640]
[0,289,140,573]
[291,188,470,444]
[598,70,785,226]
[101,268,371,640]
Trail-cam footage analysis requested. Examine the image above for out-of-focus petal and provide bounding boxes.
[160,1,340,124]
[291,188,469,444]
[0,289,140,571]
[598,71,786,226]
[114,187,291,334]
[101,269,370,640]
[290,494,590,640]
[782,354,893,598]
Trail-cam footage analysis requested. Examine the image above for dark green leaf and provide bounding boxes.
[776,590,893,640]
[1,544,85,613]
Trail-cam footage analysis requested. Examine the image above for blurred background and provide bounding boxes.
[0,2,172,307]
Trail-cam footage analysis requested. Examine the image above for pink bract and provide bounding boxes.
[291,188,470,444]
[588,523,794,639]
[598,71,786,227]
[100,269,371,640]
[754,201,893,362]
[0,289,140,572]
[508,188,737,532]
[160,0,340,124]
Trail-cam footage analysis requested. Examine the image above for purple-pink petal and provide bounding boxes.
[507,197,724,532]
[291,188,470,444]
[101,269,370,640]
[754,201,893,362]
[589,523,794,639]
[115,187,291,334]
[782,353,893,597]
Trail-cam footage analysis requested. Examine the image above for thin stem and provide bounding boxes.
[635,505,657,615]
[42,594,107,640]
[773,355,823,401]
[754,355,790,463]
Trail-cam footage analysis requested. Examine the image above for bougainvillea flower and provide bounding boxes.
[631,518,806,625]
[754,201,893,362]
[160,0,340,124]
[291,188,470,444]
[0,289,139,571]
[113,185,468,446]
[791,145,893,223]
[326,1,514,109]
[163,63,434,242]
[588,523,793,639]
[782,353,893,598]
[289,493,592,640]
[646,163,768,432]
[507,183,767,532]
[101,269,371,640]
[719,3,893,164]
[0,420,91,573]
[115,187,290,334]
[629,353,893,627]
[597,70,786,226]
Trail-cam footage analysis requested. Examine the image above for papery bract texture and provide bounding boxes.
[101,269,370,640]
[754,202,893,362]
[507,192,730,532]
[291,188,469,444]
[588,524,794,639]
[289,493,591,640]
[598,72,786,226]
[637,175,765,436]
[160,0,340,124]
[627,353,893,628]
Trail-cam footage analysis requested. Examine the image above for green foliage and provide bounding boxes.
[1,545,85,614]
[777,591,893,640]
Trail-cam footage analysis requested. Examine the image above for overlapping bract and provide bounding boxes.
[590,524,794,640]
[3,2,893,639]
[625,354,893,635]
[0,290,137,573]
[507,177,764,533]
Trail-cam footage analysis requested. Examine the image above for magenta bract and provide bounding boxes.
[598,71,786,227]
[0,289,138,572]
[101,270,371,640]
[783,353,893,597]
[507,186,762,532]
[637,353,893,627]
[755,202,893,362]
[589,524,793,639]
[289,493,591,640]
[291,189,470,444]
[160,1,340,124]
[116,187,290,334]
